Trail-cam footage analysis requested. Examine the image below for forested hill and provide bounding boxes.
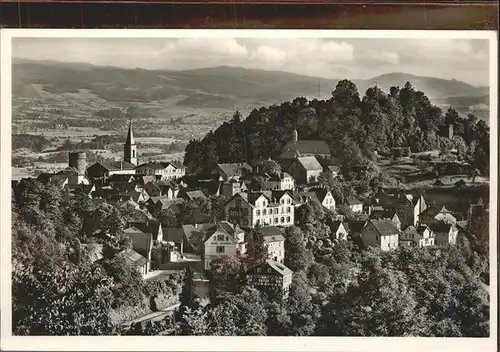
[13,59,488,114]
[183,80,490,183]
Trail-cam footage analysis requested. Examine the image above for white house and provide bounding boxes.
[400,225,435,247]
[419,205,457,226]
[361,219,400,251]
[224,191,295,228]
[262,172,295,191]
[135,161,186,180]
[345,197,363,213]
[429,223,458,246]
[203,222,247,270]
[287,156,323,185]
[330,221,348,241]
[312,188,336,212]
[260,226,286,263]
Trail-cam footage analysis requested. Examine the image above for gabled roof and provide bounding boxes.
[136,161,182,170]
[118,248,147,267]
[367,219,400,236]
[293,191,320,204]
[126,221,162,239]
[311,188,332,203]
[281,140,331,159]
[71,184,95,195]
[124,191,146,203]
[203,223,239,244]
[91,161,136,171]
[263,234,286,243]
[327,165,340,173]
[213,163,252,178]
[330,221,346,233]
[250,260,293,276]
[185,190,207,201]
[294,156,323,171]
[369,209,398,221]
[182,223,214,243]
[267,172,293,182]
[163,227,185,244]
[37,172,69,186]
[149,198,184,211]
[138,175,157,184]
[402,225,431,240]
[259,226,285,243]
[420,205,452,219]
[123,231,153,258]
[428,222,456,233]
[345,197,362,206]
[109,174,136,183]
[342,220,367,234]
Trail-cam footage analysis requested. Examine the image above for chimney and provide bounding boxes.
[120,161,123,170]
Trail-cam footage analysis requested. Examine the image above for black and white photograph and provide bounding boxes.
[0,29,497,351]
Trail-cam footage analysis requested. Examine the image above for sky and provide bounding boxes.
[12,37,491,86]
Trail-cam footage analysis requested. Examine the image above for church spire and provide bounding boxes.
[124,120,137,166]
[125,121,135,146]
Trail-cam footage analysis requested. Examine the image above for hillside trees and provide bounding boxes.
[12,262,115,335]
[284,226,313,272]
[183,79,487,189]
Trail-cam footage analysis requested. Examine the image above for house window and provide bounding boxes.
[286,216,291,222]
[217,234,225,241]
[375,235,379,240]
[216,246,225,253]
[263,209,267,215]
[257,210,261,216]
[236,200,241,207]
[281,217,285,223]
[280,199,284,205]
[287,207,291,213]
[275,218,279,223]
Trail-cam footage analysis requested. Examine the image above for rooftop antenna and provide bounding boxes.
[317,79,320,97]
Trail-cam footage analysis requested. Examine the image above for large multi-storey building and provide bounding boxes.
[224,191,295,228]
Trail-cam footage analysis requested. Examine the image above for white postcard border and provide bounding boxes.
[0,29,497,352]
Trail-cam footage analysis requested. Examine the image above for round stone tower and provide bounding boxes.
[68,151,87,175]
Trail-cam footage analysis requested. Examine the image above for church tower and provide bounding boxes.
[124,121,137,165]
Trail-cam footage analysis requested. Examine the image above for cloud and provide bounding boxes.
[319,41,354,62]
[365,50,400,65]
[252,45,287,63]
[11,37,490,86]
[162,38,249,58]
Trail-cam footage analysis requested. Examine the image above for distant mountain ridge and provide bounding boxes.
[12,59,489,118]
